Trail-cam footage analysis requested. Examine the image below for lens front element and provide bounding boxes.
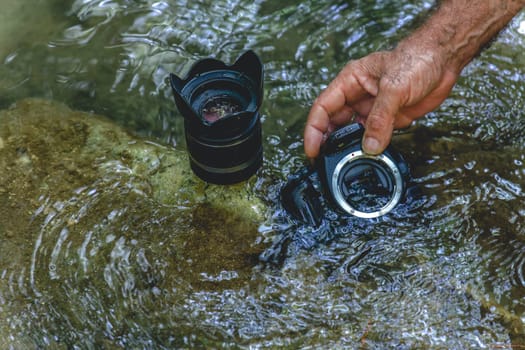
[202,96,242,123]
[331,150,403,218]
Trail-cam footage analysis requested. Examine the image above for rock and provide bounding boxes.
[0,98,266,290]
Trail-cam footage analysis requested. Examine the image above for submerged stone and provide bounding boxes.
[0,98,270,346]
[0,97,266,290]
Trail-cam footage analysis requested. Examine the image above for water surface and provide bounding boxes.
[1,0,525,348]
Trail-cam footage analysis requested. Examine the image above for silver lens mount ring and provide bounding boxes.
[331,150,404,219]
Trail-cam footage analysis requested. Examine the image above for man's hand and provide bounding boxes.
[304,0,524,159]
[304,48,458,157]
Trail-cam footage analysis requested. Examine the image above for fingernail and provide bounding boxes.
[363,137,381,155]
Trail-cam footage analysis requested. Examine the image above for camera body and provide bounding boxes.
[281,123,410,226]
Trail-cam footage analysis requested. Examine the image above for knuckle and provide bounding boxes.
[380,73,404,91]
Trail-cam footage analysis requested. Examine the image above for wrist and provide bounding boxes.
[398,0,524,74]
[393,36,452,75]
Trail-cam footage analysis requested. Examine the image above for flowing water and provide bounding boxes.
[1,0,525,348]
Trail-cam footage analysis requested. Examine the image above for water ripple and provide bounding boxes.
[2,0,525,348]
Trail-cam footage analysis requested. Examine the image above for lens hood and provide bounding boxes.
[170,51,264,184]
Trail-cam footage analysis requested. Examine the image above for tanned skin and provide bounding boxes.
[304,0,525,158]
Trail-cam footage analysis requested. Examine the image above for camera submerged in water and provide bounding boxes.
[281,123,410,226]
[170,51,263,185]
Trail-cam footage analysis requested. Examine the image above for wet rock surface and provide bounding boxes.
[0,99,264,348]
[0,99,266,347]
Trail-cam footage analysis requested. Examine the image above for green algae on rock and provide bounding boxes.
[0,99,264,348]
[0,98,268,346]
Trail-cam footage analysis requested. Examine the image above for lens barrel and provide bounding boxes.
[170,51,264,184]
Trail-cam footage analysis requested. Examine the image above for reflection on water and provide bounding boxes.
[1,0,525,348]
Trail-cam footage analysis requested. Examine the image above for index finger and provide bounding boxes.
[304,86,345,158]
[304,72,367,158]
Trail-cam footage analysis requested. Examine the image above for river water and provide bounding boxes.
[1,0,525,348]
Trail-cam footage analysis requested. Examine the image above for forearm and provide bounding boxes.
[397,0,525,73]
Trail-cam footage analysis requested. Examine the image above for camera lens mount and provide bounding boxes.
[331,150,404,219]
[281,123,410,225]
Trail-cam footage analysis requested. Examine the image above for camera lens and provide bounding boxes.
[169,51,264,184]
[202,97,242,123]
[332,150,403,218]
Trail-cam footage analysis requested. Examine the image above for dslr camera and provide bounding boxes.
[281,123,410,226]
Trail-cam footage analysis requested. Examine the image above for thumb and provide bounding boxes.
[362,90,401,155]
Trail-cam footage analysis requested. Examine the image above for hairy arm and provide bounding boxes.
[410,0,525,72]
[304,0,525,158]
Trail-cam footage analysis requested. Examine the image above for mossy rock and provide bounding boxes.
[0,98,266,292]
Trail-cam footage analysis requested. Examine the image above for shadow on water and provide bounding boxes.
[1,0,525,348]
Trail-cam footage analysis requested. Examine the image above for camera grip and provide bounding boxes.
[281,170,324,227]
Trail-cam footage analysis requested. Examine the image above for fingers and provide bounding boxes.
[305,50,457,158]
[304,80,347,158]
[304,69,368,159]
[304,123,325,159]
[362,88,402,155]
[361,67,459,155]
[331,105,355,126]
